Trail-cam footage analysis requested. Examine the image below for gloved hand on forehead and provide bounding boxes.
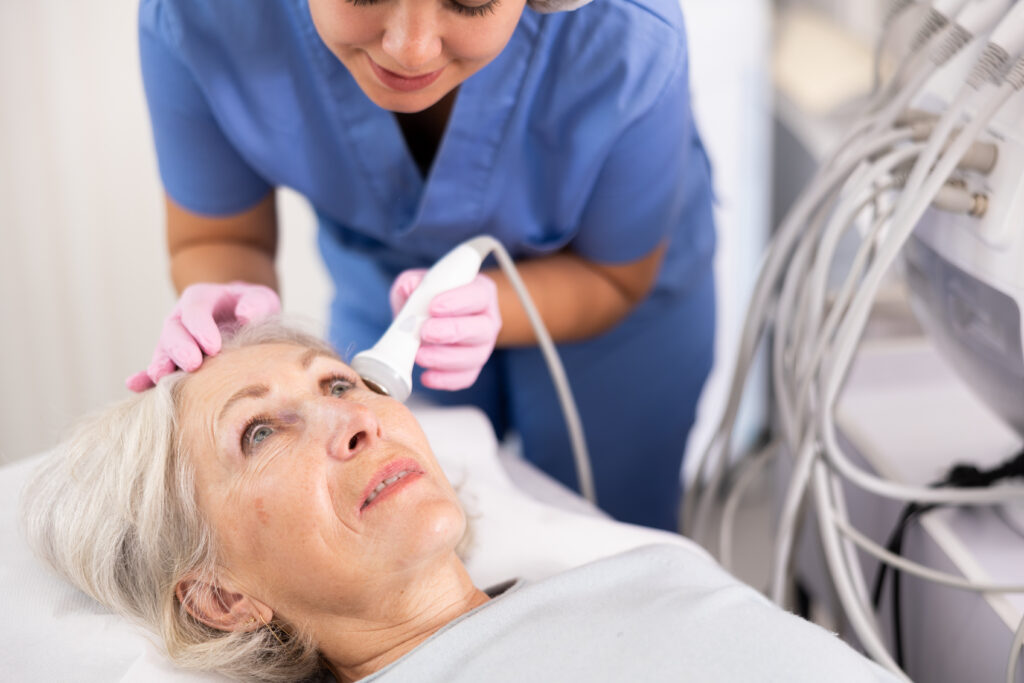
[389,270,502,392]
[126,281,280,392]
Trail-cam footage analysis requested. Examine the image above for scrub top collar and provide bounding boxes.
[293,0,541,241]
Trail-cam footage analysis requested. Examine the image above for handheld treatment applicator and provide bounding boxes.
[350,237,493,402]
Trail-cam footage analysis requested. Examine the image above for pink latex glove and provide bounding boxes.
[125,281,281,392]
[389,269,502,391]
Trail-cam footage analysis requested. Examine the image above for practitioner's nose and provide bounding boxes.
[381,3,443,73]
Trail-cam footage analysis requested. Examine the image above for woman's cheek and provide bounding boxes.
[309,1,380,52]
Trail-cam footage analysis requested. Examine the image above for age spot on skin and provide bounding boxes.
[255,497,270,525]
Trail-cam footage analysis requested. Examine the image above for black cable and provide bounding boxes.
[869,447,1024,668]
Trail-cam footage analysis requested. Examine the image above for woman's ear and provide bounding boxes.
[175,576,272,632]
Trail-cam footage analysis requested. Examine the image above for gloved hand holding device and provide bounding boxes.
[388,270,502,392]
[126,281,280,391]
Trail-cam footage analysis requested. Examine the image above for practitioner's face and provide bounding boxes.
[179,343,465,622]
[308,0,527,113]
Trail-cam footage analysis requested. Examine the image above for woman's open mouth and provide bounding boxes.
[359,458,424,514]
[368,57,445,92]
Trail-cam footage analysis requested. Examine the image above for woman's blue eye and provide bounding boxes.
[252,426,273,444]
[324,376,355,397]
[241,417,275,454]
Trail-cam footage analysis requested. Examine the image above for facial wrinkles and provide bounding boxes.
[233,396,366,550]
[182,346,462,612]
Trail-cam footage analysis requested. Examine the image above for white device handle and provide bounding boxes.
[350,241,487,402]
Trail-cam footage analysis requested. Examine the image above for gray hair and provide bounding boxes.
[21,321,342,682]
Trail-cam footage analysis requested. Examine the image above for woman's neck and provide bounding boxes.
[316,555,488,683]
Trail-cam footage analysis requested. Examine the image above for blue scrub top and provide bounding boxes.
[139,0,714,346]
[139,0,717,530]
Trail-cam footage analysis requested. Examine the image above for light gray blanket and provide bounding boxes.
[358,543,899,682]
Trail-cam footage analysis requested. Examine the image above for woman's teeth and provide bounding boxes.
[362,470,412,509]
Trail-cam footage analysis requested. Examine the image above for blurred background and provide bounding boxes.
[0,0,882,473]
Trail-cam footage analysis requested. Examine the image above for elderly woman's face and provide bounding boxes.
[179,343,465,621]
[308,0,527,113]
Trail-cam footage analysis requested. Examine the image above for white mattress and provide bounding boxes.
[0,405,700,682]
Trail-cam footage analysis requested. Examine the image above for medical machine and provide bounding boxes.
[686,1,1024,680]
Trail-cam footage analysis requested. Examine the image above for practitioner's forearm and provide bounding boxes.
[488,244,665,347]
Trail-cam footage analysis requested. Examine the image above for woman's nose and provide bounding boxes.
[322,401,382,462]
[381,5,443,72]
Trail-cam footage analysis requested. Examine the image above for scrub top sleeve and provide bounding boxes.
[138,5,272,216]
[571,55,697,264]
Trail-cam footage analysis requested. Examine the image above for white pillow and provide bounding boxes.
[0,405,701,682]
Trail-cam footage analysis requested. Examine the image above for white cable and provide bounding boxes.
[772,203,831,447]
[901,71,985,202]
[795,205,896,420]
[831,513,1024,593]
[813,462,911,678]
[871,14,967,115]
[473,236,597,504]
[1008,612,1024,683]
[871,0,921,94]
[958,0,1015,38]
[769,434,817,604]
[797,153,919,380]
[826,465,876,611]
[989,1,1024,56]
[719,440,779,571]
[934,0,974,19]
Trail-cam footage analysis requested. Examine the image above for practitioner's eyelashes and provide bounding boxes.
[345,0,501,18]
[448,0,500,18]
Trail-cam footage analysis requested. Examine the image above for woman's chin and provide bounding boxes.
[374,499,467,567]
[365,88,445,114]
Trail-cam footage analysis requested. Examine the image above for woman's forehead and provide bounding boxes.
[184,344,346,406]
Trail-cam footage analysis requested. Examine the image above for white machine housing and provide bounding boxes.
[904,55,1024,438]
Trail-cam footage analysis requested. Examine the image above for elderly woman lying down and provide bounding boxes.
[22,323,897,683]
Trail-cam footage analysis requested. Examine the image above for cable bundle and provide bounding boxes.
[683,1,1024,680]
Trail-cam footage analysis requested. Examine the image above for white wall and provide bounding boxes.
[680,0,772,473]
[0,0,770,468]
[1,0,167,462]
[0,0,329,463]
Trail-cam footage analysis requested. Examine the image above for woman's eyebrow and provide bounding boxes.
[299,348,338,369]
[217,384,269,427]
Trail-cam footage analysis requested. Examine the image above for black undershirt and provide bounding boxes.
[393,88,458,179]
